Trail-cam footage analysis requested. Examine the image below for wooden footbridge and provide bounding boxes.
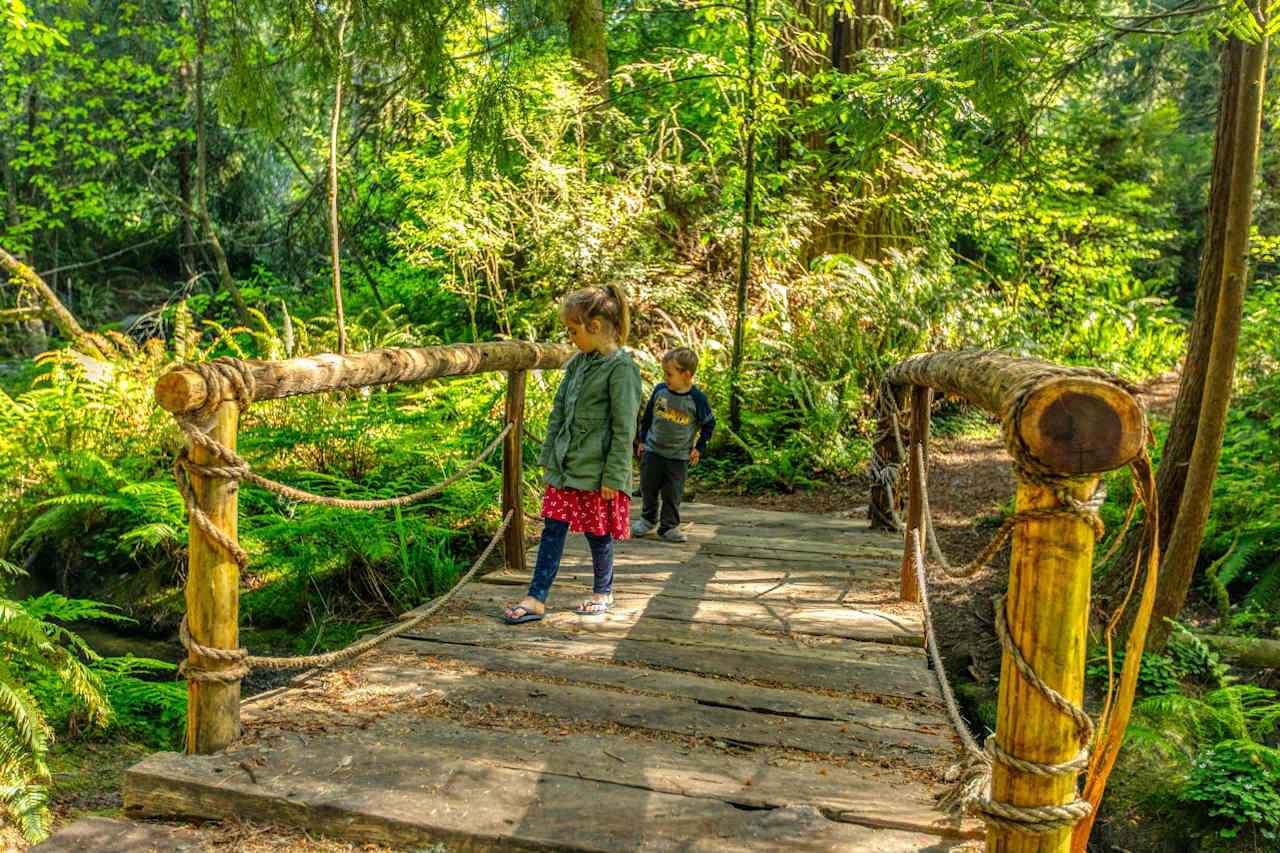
[123,343,1151,852]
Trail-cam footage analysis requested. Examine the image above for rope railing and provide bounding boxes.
[908,530,1094,835]
[177,510,512,684]
[172,420,512,571]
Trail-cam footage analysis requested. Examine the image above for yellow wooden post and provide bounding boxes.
[502,370,527,575]
[899,385,931,602]
[988,476,1097,853]
[184,399,241,754]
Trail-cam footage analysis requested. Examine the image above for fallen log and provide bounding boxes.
[0,246,87,343]
[1196,633,1280,669]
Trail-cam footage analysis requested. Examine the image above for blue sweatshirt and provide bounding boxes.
[638,383,715,461]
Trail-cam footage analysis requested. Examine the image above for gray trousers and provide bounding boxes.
[640,452,689,533]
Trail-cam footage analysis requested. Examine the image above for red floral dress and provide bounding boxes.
[541,485,631,539]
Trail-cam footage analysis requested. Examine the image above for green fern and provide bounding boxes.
[0,590,115,842]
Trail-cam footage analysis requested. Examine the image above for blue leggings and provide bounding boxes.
[526,517,614,603]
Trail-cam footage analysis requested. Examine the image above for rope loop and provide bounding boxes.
[183,357,258,427]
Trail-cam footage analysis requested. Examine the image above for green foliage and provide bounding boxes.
[1129,683,1280,843]
[1089,628,1229,700]
[1182,739,1280,840]
[1199,284,1280,634]
[0,563,114,842]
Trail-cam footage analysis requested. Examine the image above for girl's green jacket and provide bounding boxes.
[538,348,643,494]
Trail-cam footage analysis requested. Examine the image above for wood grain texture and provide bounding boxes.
[184,400,240,754]
[990,478,1097,853]
[130,500,978,851]
[882,350,1145,476]
[155,340,576,413]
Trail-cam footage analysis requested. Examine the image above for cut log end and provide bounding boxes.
[1016,378,1145,475]
[155,369,209,414]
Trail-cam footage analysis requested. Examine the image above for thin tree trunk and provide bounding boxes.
[329,9,350,355]
[177,47,198,284]
[0,245,85,343]
[1104,41,1240,607]
[1147,22,1268,652]
[729,0,758,433]
[194,0,250,325]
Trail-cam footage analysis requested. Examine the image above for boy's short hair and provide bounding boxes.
[662,346,698,375]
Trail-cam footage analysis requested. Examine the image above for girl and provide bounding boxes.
[502,284,643,624]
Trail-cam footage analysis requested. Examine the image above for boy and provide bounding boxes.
[630,347,715,542]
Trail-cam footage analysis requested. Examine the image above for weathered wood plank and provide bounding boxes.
[511,550,902,579]
[399,619,938,700]
[381,638,946,735]
[28,817,204,853]
[419,596,931,671]
[601,534,902,561]
[673,502,883,535]
[480,573,898,606]
[230,712,981,839]
[127,739,974,851]
[453,584,924,645]
[340,659,953,764]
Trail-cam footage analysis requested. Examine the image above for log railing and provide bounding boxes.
[155,341,576,755]
[872,350,1147,853]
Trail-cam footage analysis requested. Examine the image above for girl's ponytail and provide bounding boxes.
[604,282,630,347]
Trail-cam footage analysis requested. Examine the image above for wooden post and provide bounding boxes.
[869,383,906,532]
[184,400,241,754]
[988,476,1097,853]
[899,385,931,602]
[502,370,527,575]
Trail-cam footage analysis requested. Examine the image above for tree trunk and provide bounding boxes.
[177,55,198,284]
[1103,41,1239,611]
[194,0,251,326]
[154,341,577,415]
[0,245,86,344]
[729,0,758,433]
[787,1,906,260]
[329,8,350,355]
[565,0,609,102]
[1146,21,1268,652]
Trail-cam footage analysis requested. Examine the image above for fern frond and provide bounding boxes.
[0,677,50,759]
[21,593,128,625]
[0,776,50,842]
[1243,553,1280,612]
[1216,530,1264,587]
[55,657,110,729]
[200,322,250,358]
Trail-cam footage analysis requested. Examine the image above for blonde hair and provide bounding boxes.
[662,346,698,375]
[560,283,630,346]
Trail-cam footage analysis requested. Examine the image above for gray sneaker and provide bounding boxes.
[660,527,688,543]
[630,519,657,537]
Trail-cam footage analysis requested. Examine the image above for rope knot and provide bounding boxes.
[182,357,257,427]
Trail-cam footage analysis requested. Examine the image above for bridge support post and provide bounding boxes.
[989,475,1097,853]
[899,385,930,602]
[184,399,241,754]
[502,370,527,574]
